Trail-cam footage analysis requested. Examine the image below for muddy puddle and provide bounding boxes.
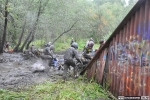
[0,53,67,90]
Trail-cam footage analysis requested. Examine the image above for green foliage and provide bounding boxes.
[31,38,100,52]
[0,77,110,100]
[103,31,112,40]
[54,42,70,52]
[0,0,137,51]
[31,39,46,48]
[77,39,87,50]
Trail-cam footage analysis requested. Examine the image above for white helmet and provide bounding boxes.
[48,42,52,45]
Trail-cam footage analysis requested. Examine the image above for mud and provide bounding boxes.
[0,53,67,90]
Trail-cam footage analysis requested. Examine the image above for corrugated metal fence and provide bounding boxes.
[81,0,150,97]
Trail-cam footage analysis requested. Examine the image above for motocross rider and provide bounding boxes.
[63,42,81,80]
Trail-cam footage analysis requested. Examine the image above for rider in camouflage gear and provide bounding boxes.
[63,42,81,80]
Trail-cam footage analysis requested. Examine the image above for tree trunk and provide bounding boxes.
[26,33,35,50]
[19,1,42,52]
[26,7,41,49]
[9,14,17,45]
[18,30,32,52]
[13,20,26,52]
[26,0,48,49]
[0,0,9,53]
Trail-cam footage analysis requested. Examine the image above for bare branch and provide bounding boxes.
[52,20,78,44]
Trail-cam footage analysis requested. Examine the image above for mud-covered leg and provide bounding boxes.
[73,65,78,78]
[63,63,69,81]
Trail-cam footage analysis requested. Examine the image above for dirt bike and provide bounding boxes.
[76,50,96,73]
[48,57,64,70]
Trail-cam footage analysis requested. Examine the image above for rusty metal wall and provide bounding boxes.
[81,0,150,97]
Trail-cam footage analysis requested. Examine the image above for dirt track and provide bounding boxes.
[0,53,66,90]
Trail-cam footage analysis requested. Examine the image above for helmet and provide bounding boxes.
[48,42,52,45]
[99,39,105,44]
[88,41,94,49]
[89,38,94,41]
[71,42,78,49]
[50,45,55,50]
[44,43,50,47]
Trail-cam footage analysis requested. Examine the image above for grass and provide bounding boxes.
[0,77,110,100]
[30,38,100,52]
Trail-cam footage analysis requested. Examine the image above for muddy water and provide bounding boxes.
[0,53,65,90]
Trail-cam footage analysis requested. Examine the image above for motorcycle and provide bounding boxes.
[48,57,64,70]
[76,49,97,73]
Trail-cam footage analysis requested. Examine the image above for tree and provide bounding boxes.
[13,19,26,52]
[0,0,138,53]
[0,0,9,53]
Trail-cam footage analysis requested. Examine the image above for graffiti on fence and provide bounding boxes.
[107,22,150,95]
[136,21,150,41]
[109,36,150,69]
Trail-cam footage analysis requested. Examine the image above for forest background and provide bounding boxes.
[0,0,138,52]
